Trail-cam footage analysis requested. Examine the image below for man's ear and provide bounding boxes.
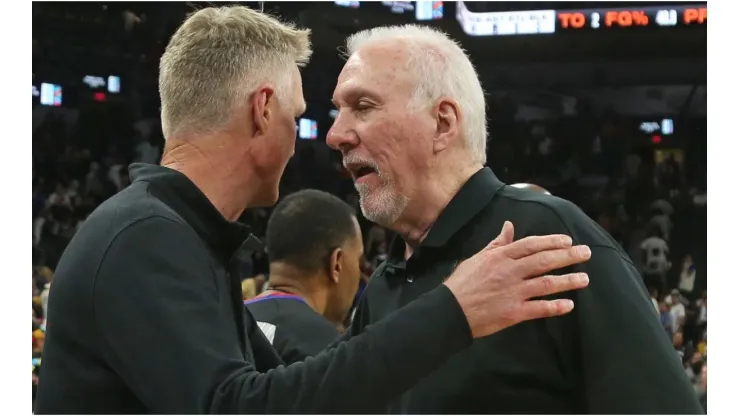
[432,97,462,154]
[329,247,343,284]
[251,85,276,137]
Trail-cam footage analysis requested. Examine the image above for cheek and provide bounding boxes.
[341,259,360,291]
[273,120,296,160]
[359,118,411,169]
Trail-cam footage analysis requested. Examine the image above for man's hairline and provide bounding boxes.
[164,63,303,139]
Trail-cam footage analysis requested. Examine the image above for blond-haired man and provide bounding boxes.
[36,8,591,414]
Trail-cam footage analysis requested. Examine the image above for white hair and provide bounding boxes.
[159,6,312,139]
[346,25,487,164]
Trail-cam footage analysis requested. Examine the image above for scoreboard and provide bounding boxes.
[456,2,706,36]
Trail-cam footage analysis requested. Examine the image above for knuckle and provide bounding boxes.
[546,301,558,316]
[540,276,555,294]
[538,251,554,269]
[496,261,512,281]
[527,237,541,252]
[569,273,582,287]
[570,246,583,258]
[559,235,572,247]
[502,302,520,324]
[543,235,562,250]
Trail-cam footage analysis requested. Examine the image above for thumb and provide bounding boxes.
[486,221,515,250]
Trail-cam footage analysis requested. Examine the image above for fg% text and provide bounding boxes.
[605,10,650,27]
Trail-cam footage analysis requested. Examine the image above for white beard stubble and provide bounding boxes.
[344,155,410,226]
[355,175,409,227]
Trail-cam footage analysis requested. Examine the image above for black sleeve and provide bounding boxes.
[93,216,472,414]
[542,223,703,413]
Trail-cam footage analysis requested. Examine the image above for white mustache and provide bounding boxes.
[342,155,381,173]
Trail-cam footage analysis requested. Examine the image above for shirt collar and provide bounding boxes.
[128,163,260,260]
[389,167,505,260]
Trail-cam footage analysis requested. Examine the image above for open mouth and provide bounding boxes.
[346,162,378,181]
[354,166,376,180]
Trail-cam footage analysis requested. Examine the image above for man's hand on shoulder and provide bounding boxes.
[444,221,591,338]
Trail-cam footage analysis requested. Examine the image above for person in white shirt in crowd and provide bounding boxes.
[665,289,686,335]
[695,290,707,334]
[678,255,697,296]
[640,225,671,294]
[40,282,51,323]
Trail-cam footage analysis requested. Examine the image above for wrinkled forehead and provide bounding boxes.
[334,42,416,102]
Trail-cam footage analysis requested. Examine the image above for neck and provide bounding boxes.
[267,262,331,320]
[393,160,483,249]
[160,134,260,221]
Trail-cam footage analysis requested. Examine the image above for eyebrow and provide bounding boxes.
[332,86,382,108]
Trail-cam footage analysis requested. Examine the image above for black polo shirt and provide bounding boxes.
[349,167,703,414]
[245,294,340,364]
[34,163,475,414]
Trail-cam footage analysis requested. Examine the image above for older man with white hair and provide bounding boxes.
[35,7,593,415]
[328,24,703,414]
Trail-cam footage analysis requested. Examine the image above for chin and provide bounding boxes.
[358,189,408,226]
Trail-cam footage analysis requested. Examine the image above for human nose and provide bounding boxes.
[326,111,358,151]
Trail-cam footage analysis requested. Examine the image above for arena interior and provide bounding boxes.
[31,1,707,411]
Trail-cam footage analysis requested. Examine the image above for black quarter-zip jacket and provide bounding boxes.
[348,167,703,414]
[33,163,474,414]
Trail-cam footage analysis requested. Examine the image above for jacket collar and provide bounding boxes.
[389,167,505,260]
[128,163,260,261]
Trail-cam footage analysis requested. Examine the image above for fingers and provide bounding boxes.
[520,273,589,299]
[485,221,515,250]
[514,245,591,278]
[500,234,573,260]
[517,299,575,321]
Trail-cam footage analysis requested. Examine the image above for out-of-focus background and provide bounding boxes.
[31,1,707,410]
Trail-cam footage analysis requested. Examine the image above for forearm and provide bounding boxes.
[213,286,471,414]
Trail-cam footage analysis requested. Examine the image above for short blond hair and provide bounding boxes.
[346,25,487,164]
[159,6,312,139]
